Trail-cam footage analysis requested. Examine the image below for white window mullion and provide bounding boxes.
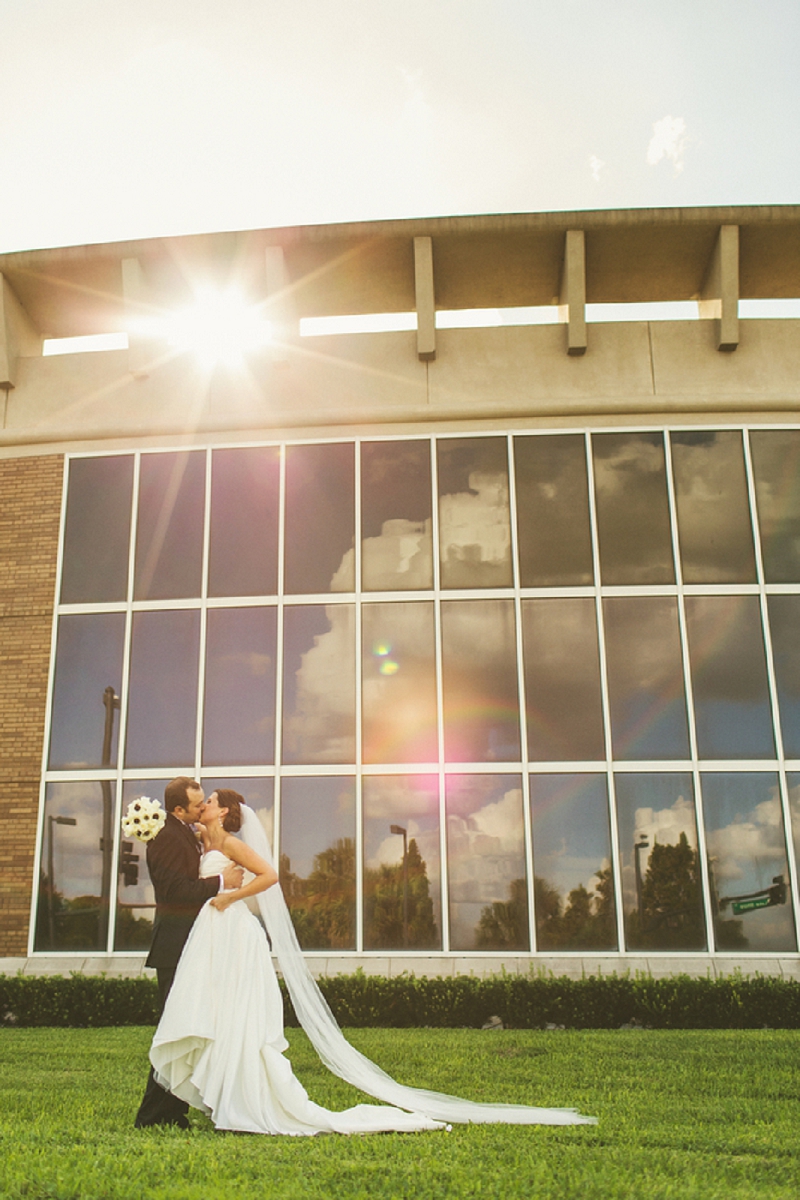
[354,440,364,953]
[273,444,287,866]
[507,433,535,953]
[430,437,450,953]
[585,431,626,953]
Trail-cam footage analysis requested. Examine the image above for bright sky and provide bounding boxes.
[2,0,799,255]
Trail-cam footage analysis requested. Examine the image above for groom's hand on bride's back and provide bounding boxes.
[222,864,244,890]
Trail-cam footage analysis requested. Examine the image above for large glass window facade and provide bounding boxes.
[35,429,800,957]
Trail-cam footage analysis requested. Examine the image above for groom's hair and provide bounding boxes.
[164,776,202,813]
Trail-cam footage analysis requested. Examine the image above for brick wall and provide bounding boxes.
[0,454,63,956]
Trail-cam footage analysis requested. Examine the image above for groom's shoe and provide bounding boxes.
[135,1115,191,1130]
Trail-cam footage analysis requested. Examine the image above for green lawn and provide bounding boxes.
[0,1027,798,1199]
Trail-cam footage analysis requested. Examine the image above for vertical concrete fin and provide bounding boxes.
[699,224,739,351]
[558,230,587,356]
[0,274,41,389]
[121,257,152,378]
[265,245,299,353]
[414,236,436,362]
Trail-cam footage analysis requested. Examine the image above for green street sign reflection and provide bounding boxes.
[731,894,772,915]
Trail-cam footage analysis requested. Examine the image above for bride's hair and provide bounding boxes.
[215,788,243,833]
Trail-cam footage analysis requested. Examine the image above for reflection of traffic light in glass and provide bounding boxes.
[768,875,787,906]
[120,841,139,887]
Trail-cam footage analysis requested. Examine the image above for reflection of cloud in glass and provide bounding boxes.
[670,432,755,583]
[441,600,520,761]
[360,518,433,590]
[44,782,105,899]
[706,795,785,885]
[364,776,440,882]
[439,471,512,587]
[280,776,355,879]
[531,775,611,897]
[593,433,673,584]
[604,598,689,759]
[446,776,526,949]
[283,606,355,763]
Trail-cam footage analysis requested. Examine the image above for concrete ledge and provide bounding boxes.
[3,954,799,980]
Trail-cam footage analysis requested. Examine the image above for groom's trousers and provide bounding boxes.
[134,967,190,1128]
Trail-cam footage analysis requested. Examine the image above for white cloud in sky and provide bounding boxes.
[589,155,606,183]
[646,115,688,173]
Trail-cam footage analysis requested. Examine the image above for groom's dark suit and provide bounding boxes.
[134,812,221,1128]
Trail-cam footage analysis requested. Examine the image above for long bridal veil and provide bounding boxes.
[240,805,596,1126]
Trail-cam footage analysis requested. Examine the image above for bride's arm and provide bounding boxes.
[209,836,278,911]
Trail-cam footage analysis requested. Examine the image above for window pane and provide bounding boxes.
[202,607,277,766]
[48,613,125,769]
[282,605,355,764]
[750,430,800,583]
[615,773,707,951]
[362,602,437,763]
[61,455,133,603]
[437,437,512,588]
[445,774,529,951]
[279,776,355,950]
[284,443,355,594]
[34,781,112,952]
[671,431,756,583]
[363,775,441,950]
[604,597,690,759]
[702,773,796,952]
[114,778,170,952]
[685,596,775,759]
[514,435,593,586]
[530,775,617,951]
[361,440,433,591]
[208,447,280,597]
[593,432,674,584]
[134,451,205,600]
[441,599,521,762]
[521,598,605,761]
[125,610,201,768]
[769,596,800,757]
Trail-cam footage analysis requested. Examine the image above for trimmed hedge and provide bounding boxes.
[2,970,800,1030]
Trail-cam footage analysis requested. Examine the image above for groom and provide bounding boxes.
[134,776,242,1128]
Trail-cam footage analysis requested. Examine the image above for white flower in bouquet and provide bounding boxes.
[121,796,167,844]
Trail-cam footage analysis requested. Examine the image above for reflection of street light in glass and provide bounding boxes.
[47,815,77,948]
[390,824,409,948]
[634,835,649,927]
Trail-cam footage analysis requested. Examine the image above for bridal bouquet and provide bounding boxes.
[122,797,167,843]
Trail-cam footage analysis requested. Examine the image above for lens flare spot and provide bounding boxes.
[379,659,400,676]
[373,641,392,657]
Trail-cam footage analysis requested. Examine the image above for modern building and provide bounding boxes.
[2,204,800,980]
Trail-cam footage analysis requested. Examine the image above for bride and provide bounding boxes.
[149,788,596,1135]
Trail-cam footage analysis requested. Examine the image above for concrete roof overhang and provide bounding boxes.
[1,204,799,339]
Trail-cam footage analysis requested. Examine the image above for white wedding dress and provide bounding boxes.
[150,813,597,1136]
[151,850,445,1134]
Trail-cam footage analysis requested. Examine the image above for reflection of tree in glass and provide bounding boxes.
[475,878,529,950]
[364,838,438,949]
[35,878,107,951]
[626,834,707,950]
[114,906,153,949]
[534,867,617,950]
[280,838,356,950]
